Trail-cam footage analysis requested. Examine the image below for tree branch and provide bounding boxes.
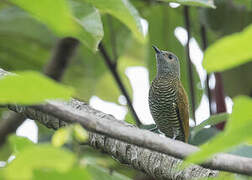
[2,68,252,177]
[0,111,24,145]
[0,37,79,145]
[43,37,79,81]
[98,43,142,126]
[9,103,218,179]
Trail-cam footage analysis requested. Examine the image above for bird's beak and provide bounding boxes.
[152,45,161,54]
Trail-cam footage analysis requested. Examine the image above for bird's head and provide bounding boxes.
[152,45,180,78]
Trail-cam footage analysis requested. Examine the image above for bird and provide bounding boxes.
[148,45,189,142]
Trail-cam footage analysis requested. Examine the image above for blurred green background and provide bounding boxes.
[1,0,252,179]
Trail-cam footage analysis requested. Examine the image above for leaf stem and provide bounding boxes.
[98,42,142,126]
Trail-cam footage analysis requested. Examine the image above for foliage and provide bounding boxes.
[52,124,88,147]
[203,25,252,72]
[0,135,132,180]
[1,0,252,179]
[0,71,74,104]
[186,96,252,164]
[191,113,229,136]
[8,0,103,51]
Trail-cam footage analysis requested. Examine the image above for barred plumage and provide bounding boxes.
[149,75,185,141]
[149,46,189,142]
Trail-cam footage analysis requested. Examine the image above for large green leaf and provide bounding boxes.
[0,71,74,104]
[82,0,145,43]
[159,0,215,8]
[8,0,103,50]
[222,62,252,98]
[186,96,252,164]
[203,24,252,72]
[8,0,75,35]
[3,145,76,179]
[70,0,104,50]
[0,7,53,71]
[8,135,35,155]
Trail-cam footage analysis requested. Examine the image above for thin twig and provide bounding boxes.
[183,6,196,123]
[214,73,227,130]
[200,25,213,115]
[98,43,142,126]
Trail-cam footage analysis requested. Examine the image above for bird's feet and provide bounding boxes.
[172,127,179,140]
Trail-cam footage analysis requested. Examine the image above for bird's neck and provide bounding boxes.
[156,71,180,80]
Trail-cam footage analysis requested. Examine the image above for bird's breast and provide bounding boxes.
[148,77,185,140]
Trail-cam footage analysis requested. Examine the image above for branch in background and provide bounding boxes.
[183,7,196,123]
[199,24,227,129]
[98,43,142,126]
[0,112,24,145]
[214,73,227,130]
[2,67,252,176]
[0,37,79,145]
[200,25,213,115]
[44,37,80,81]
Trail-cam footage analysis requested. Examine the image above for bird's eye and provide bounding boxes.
[168,54,173,60]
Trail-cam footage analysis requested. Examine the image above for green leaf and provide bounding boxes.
[73,124,88,143]
[222,62,252,98]
[189,127,220,146]
[8,0,76,36]
[52,127,71,147]
[0,71,74,104]
[0,7,53,71]
[8,0,103,50]
[124,113,136,125]
[3,145,76,179]
[185,96,252,164]
[33,167,92,180]
[70,1,104,50]
[203,24,252,72]
[8,135,34,154]
[192,113,229,136]
[159,0,215,8]
[83,0,145,43]
[230,145,252,158]
[87,164,131,180]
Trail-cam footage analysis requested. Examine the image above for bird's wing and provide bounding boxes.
[176,81,189,142]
